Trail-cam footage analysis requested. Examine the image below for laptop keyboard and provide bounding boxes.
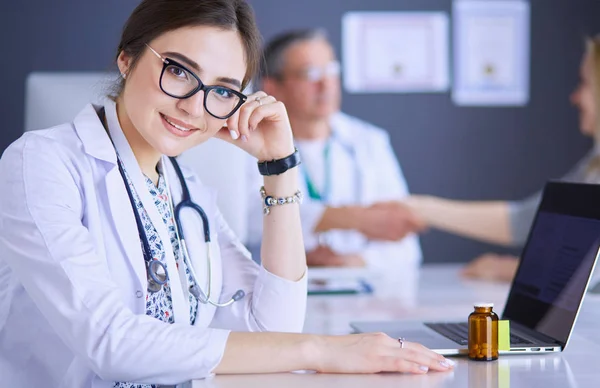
[424,322,533,346]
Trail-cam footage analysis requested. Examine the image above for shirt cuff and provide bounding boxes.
[205,329,231,377]
[507,198,538,247]
[251,265,308,333]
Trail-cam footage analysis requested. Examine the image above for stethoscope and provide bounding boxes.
[116,153,245,308]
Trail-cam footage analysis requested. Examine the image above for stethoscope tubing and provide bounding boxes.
[166,157,244,306]
[116,155,244,307]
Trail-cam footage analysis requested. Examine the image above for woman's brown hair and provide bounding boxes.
[114,0,261,94]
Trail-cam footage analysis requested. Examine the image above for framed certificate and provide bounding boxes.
[342,11,449,93]
[452,0,531,106]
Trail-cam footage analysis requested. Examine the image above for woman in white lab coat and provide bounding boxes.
[0,0,453,386]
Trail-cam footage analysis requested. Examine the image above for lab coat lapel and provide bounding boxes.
[72,104,147,291]
[103,101,189,323]
[72,103,118,164]
[103,167,147,290]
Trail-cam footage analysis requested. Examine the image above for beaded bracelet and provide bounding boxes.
[260,186,303,215]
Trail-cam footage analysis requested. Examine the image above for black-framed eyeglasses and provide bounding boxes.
[146,44,247,119]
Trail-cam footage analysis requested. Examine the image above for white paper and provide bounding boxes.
[452,0,530,106]
[342,12,449,93]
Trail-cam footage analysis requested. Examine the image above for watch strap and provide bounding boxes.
[257,148,302,176]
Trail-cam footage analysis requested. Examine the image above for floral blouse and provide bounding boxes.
[115,167,198,388]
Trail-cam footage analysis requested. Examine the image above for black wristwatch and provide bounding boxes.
[257,148,302,176]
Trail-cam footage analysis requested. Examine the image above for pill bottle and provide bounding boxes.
[468,303,498,361]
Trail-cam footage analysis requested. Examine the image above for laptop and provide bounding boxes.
[351,181,600,355]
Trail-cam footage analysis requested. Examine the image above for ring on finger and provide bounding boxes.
[398,337,406,349]
[255,96,263,106]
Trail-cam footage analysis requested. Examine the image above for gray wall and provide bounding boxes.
[1,0,598,263]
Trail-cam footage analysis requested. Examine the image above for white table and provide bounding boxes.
[194,264,600,387]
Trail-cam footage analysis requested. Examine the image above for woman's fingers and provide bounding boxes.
[235,92,269,142]
[224,91,266,141]
[216,90,295,160]
[246,97,279,131]
[373,338,454,374]
[246,101,288,140]
[226,91,282,144]
[394,341,455,372]
[225,110,241,141]
[382,356,430,374]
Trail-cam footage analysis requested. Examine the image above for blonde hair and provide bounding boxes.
[585,36,600,142]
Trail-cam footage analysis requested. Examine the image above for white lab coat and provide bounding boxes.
[0,101,307,387]
[248,112,422,281]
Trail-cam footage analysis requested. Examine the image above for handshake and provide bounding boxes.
[351,200,426,242]
[307,198,426,267]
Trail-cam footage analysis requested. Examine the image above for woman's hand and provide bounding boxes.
[357,201,426,241]
[214,91,295,161]
[402,195,433,227]
[461,253,519,282]
[306,246,366,267]
[313,333,455,374]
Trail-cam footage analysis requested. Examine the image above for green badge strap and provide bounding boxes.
[498,320,511,351]
[301,140,331,201]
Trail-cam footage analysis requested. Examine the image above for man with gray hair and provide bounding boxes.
[246,29,424,283]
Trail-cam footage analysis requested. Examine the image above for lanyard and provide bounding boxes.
[302,140,332,201]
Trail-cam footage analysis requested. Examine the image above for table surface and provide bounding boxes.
[194,264,600,388]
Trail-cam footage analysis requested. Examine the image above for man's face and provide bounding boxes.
[268,38,341,123]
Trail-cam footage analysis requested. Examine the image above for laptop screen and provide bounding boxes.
[503,182,600,346]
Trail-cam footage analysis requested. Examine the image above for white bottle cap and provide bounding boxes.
[474,302,494,308]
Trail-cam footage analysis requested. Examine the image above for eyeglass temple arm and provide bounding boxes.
[145,44,166,63]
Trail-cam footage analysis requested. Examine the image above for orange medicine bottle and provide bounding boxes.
[468,303,499,361]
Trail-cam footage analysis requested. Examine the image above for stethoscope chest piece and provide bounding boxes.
[147,259,168,293]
